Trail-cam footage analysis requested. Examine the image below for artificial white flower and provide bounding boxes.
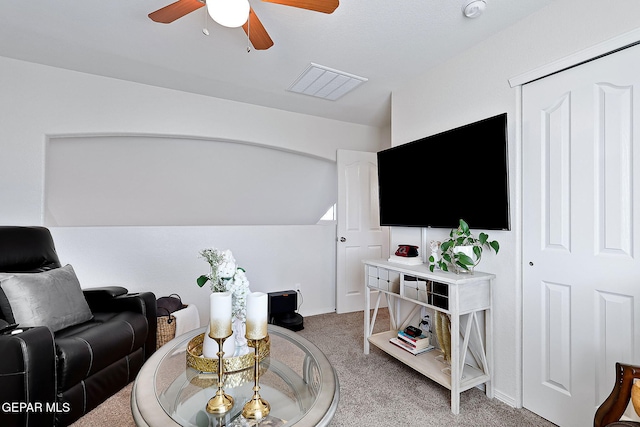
[197,248,251,320]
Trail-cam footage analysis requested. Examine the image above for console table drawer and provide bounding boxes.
[402,276,428,303]
[367,266,400,293]
[401,275,449,309]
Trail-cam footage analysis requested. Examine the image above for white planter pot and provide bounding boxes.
[452,245,481,273]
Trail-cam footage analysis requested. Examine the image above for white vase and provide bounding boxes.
[202,324,237,358]
[202,317,251,358]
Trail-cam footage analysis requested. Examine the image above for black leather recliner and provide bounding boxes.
[0,226,156,426]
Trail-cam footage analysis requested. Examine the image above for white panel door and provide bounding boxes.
[523,44,640,427]
[336,150,389,313]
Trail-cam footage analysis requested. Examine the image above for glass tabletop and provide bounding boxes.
[132,325,339,427]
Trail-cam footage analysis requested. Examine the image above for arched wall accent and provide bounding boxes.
[44,134,337,226]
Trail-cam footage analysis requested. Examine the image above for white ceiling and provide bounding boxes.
[0,0,553,128]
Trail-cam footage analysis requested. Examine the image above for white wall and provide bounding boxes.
[391,0,640,409]
[44,135,338,226]
[49,225,336,326]
[0,57,386,317]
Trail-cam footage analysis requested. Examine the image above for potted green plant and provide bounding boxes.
[429,219,499,273]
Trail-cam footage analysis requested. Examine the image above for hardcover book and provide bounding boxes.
[397,330,431,349]
[390,337,434,355]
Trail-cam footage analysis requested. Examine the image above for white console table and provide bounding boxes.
[363,259,494,414]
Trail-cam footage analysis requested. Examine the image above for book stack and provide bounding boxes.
[390,330,434,355]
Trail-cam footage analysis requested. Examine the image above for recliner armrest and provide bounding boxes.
[82,290,157,361]
[82,287,129,311]
[83,286,132,313]
[0,327,57,427]
[122,292,157,360]
[83,286,128,298]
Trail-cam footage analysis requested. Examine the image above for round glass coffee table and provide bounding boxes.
[132,325,339,426]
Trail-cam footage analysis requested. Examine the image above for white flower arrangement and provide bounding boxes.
[197,248,251,321]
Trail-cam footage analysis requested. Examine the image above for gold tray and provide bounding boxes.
[188,359,270,389]
[186,333,270,373]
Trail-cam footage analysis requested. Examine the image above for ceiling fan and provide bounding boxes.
[148,0,339,50]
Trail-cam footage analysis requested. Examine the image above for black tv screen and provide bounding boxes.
[377,113,510,230]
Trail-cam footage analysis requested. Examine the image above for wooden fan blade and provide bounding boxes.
[242,8,274,50]
[149,0,205,24]
[261,0,339,14]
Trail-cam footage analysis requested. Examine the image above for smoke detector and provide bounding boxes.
[463,0,486,18]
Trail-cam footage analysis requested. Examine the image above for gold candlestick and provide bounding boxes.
[243,292,270,420]
[206,333,234,414]
[207,292,234,414]
[242,337,270,420]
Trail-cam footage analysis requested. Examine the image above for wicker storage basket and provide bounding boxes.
[156,313,177,349]
[156,294,185,349]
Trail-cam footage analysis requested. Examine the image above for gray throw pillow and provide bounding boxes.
[0,264,93,332]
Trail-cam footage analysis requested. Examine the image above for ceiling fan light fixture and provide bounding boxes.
[207,0,250,28]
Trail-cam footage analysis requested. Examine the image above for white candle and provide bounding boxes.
[245,292,268,340]
[209,291,232,338]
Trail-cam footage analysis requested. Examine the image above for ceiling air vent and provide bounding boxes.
[288,63,368,101]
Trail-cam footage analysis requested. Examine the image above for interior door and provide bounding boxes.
[336,149,389,313]
[522,43,640,426]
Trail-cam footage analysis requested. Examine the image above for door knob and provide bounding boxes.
[339,237,346,242]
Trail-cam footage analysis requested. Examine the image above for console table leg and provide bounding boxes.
[364,284,370,354]
[450,313,460,415]
[451,390,460,415]
[485,306,494,399]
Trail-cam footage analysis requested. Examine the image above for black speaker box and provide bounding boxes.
[268,290,304,331]
[268,290,297,315]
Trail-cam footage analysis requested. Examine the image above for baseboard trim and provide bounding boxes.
[493,388,519,408]
[474,384,518,408]
[298,306,336,317]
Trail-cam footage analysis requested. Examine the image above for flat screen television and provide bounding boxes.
[377,113,510,230]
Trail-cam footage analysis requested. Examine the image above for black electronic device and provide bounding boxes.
[268,290,304,331]
[377,113,510,230]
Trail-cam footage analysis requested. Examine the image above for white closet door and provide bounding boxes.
[523,43,640,427]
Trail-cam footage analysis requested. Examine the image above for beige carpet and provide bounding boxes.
[71,309,557,426]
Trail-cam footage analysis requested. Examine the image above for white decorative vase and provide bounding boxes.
[202,317,251,358]
[202,325,237,358]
